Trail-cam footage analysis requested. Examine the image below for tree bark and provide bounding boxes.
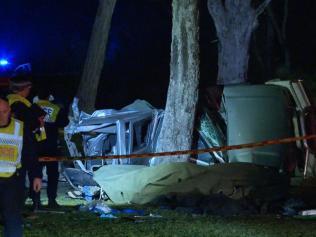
[76,0,117,113]
[207,0,271,85]
[150,0,200,166]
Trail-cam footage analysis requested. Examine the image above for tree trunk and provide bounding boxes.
[207,0,271,85]
[76,0,116,113]
[150,0,200,166]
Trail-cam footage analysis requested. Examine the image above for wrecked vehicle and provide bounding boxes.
[63,79,316,205]
[196,79,316,173]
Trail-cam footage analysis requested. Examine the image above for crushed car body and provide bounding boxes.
[62,79,316,204]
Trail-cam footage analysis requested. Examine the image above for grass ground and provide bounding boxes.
[19,208,316,237]
[1,180,316,237]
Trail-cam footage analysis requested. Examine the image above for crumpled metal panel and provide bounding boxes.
[198,111,227,163]
[64,98,228,170]
[64,97,81,136]
[82,133,109,157]
[64,98,160,170]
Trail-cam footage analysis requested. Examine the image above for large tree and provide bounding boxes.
[150,0,200,166]
[76,0,117,113]
[207,0,271,85]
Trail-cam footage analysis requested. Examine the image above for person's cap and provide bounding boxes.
[9,75,32,89]
[12,63,32,77]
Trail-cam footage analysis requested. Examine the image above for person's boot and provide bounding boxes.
[32,197,42,212]
[48,199,60,209]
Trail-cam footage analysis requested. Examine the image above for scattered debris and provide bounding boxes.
[67,190,83,199]
[33,209,66,214]
[77,200,157,221]
[158,193,258,216]
[79,200,112,215]
[282,198,305,216]
[100,213,118,219]
[299,209,316,216]
[120,208,145,216]
[81,185,100,201]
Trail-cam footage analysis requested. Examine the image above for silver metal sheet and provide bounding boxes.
[64,98,160,170]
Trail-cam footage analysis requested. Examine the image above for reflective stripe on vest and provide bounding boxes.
[7,94,32,107]
[0,120,23,177]
[36,100,60,123]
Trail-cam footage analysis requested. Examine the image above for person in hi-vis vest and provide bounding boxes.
[35,88,68,208]
[7,75,44,211]
[0,97,41,237]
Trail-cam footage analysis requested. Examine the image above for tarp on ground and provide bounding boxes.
[94,162,289,205]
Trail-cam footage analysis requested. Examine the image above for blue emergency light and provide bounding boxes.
[0,59,9,66]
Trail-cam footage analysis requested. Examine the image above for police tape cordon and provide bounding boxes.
[39,134,316,162]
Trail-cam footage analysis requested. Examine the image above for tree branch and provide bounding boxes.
[255,0,272,17]
[226,0,251,13]
[207,0,225,21]
[207,0,227,33]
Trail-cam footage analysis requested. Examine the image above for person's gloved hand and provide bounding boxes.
[33,178,42,192]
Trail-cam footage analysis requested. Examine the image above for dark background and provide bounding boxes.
[0,0,315,109]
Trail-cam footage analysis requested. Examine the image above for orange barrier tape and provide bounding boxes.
[39,134,316,162]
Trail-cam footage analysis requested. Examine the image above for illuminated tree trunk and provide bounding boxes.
[77,0,117,113]
[151,0,200,166]
[207,0,271,85]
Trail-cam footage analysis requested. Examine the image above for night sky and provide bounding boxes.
[0,0,315,109]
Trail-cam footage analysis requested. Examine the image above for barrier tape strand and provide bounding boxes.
[39,134,316,162]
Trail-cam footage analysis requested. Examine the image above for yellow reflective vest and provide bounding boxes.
[7,93,32,107]
[7,93,47,142]
[35,100,60,123]
[0,119,23,177]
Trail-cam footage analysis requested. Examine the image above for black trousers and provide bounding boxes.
[29,161,59,202]
[0,170,25,237]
